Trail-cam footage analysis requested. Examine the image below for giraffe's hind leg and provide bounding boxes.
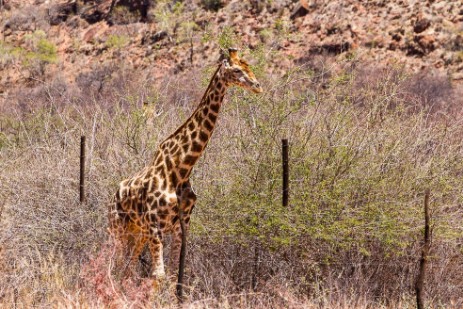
[148,233,165,278]
[126,233,148,277]
[108,197,133,277]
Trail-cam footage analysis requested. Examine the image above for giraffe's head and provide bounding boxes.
[221,48,263,94]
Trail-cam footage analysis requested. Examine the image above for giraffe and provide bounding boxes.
[108,48,263,279]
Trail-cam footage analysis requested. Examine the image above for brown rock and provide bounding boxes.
[453,34,463,50]
[416,34,436,53]
[414,16,431,33]
[312,38,351,55]
[143,30,168,45]
[79,0,112,24]
[290,0,309,19]
[389,28,404,42]
[389,41,399,51]
[48,1,77,25]
[3,28,12,37]
[405,33,437,56]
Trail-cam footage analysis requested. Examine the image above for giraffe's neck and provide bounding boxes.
[153,68,228,185]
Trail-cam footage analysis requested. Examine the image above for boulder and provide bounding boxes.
[414,16,431,33]
[416,34,436,53]
[142,30,169,45]
[290,0,309,19]
[48,1,77,25]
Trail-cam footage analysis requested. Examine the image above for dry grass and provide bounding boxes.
[0,57,462,308]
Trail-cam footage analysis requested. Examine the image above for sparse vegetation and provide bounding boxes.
[0,42,18,68]
[110,4,141,24]
[153,0,184,33]
[105,34,130,50]
[218,26,240,50]
[0,30,57,76]
[0,56,462,307]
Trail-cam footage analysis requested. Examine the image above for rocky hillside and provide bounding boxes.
[1,0,462,106]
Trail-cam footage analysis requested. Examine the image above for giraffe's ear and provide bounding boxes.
[228,47,239,63]
[218,50,226,63]
[222,59,230,68]
[218,49,230,67]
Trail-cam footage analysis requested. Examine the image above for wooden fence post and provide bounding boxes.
[415,188,431,309]
[176,202,187,302]
[282,139,289,207]
[80,136,86,204]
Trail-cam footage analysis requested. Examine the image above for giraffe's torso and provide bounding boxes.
[109,149,196,240]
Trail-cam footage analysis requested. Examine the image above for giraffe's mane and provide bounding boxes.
[198,62,223,104]
[160,63,222,144]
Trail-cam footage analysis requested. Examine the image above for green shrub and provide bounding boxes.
[218,26,239,50]
[105,34,129,50]
[33,38,58,63]
[153,0,184,32]
[16,31,59,75]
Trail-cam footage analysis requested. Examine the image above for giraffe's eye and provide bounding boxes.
[233,68,241,73]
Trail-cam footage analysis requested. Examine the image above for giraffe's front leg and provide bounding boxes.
[170,186,196,272]
[169,220,184,272]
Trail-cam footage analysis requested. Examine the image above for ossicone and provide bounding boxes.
[228,47,240,62]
